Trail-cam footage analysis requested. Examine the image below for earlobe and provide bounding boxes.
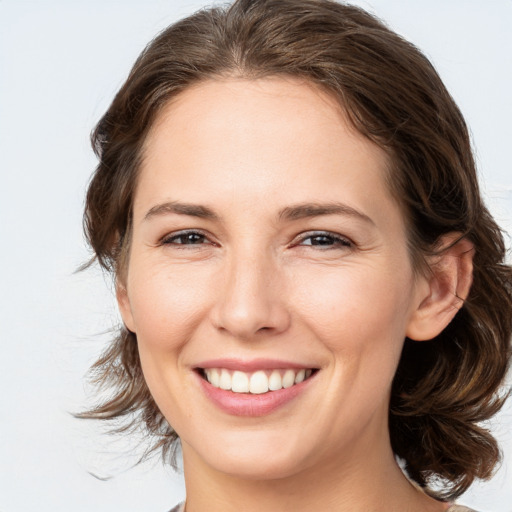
[116,282,136,333]
[406,234,474,342]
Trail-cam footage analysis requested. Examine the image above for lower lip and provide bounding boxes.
[196,372,315,417]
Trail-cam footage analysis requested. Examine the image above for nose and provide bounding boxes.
[210,248,291,340]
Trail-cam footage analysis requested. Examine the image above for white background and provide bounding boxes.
[0,1,511,511]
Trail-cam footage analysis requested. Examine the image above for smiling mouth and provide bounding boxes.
[198,368,317,394]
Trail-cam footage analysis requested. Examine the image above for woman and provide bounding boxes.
[80,1,512,510]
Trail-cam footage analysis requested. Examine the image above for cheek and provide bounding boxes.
[290,263,413,358]
[127,260,215,351]
[125,262,216,420]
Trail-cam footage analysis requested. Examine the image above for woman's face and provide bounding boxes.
[118,78,428,479]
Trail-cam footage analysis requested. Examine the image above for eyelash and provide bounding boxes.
[161,230,212,247]
[294,231,353,250]
[160,230,353,250]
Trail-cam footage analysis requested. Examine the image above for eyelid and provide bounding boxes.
[160,228,215,246]
[292,230,354,248]
[158,229,353,249]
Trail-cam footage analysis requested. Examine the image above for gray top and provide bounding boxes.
[168,503,477,511]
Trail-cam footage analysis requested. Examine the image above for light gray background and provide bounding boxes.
[0,1,511,511]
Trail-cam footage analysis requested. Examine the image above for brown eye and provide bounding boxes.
[163,231,208,245]
[299,232,352,248]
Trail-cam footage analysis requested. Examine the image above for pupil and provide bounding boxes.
[312,236,332,245]
[187,233,202,243]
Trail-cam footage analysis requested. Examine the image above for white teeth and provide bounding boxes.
[294,369,306,384]
[210,368,220,387]
[249,371,269,394]
[204,368,313,395]
[232,371,250,392]
[219,369,231,390]
[268,370,282,391]
[203,367,314,394]
[282,369,295,388]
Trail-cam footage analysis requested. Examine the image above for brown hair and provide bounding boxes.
[81,0,512,500]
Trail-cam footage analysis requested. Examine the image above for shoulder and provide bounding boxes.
[167,503,185,512]
[166,503,477,512]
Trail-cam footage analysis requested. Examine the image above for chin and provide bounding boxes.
[185,427,316,481]
[212,453,310,481]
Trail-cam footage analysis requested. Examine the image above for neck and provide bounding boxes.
[180,427,448,512]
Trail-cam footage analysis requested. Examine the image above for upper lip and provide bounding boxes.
[194,358,318,372]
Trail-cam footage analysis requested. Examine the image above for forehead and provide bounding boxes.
[136,77,398,225]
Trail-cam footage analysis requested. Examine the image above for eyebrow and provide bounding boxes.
[143,200,374,225]
[278,202,375,225]
[144,201,219,221]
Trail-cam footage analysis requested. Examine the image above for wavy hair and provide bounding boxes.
[80,0,512,500]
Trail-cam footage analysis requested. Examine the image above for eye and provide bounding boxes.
[161,230,210,246]
[296,231,353,249]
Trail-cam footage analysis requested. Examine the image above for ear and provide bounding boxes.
[406,234,474,341]
[116,281,136,333]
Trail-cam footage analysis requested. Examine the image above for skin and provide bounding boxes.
[117,77,471,512]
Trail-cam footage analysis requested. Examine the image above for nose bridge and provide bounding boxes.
[212,241,289,339]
